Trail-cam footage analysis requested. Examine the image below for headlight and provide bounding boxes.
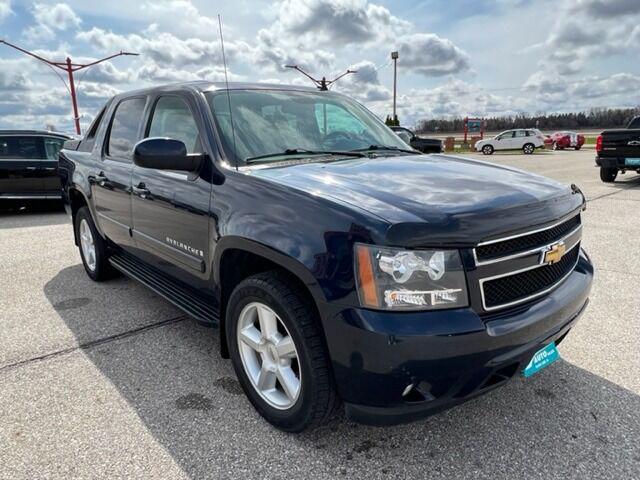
[354,244,468,311]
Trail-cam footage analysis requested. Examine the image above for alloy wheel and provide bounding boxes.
[79,219,97,271]
[236,302,301,410]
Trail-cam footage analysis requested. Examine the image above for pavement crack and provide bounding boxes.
[0,315,188,374]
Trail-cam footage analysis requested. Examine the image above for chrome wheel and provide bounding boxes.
[524,144,534,154]
[79,219,96,272]
[236,302,301,410]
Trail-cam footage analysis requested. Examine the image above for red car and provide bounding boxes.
[550,131,585,150]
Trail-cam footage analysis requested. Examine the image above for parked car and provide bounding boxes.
[475,129,545,155]
[0,130,70,201]
[550,131,585,150]
[59,83,593,431]
[390,126,443,153]
[596,115,640,182]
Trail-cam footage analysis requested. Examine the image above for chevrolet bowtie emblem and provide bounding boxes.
[544,242,566,265]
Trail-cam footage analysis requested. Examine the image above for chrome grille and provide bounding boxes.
[475,215,580,263]
[482,246,579,310]
[474,213,582,311]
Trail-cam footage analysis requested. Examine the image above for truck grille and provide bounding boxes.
[476,215,581,263]
[481,246,579,310]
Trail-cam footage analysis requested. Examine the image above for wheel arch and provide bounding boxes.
[214,236,328,359]
[68,187,90,246]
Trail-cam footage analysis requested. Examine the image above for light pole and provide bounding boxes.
[0,39,138,134]
[391,51,399,123]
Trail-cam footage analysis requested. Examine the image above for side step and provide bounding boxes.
[109,252,219,326]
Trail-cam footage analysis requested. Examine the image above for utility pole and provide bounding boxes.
[285,65,357,91]
[391,51,398,123]
[0,39,138,135]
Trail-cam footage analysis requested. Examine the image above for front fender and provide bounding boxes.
[213,235,328,308]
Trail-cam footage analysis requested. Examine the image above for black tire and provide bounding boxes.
[600,166,617,183]
[552,142,559,151]
[482,145,494,155]
[74,206,117,281]
[574,146,581,150]
[523,143,535,154]
[226,271,339,432]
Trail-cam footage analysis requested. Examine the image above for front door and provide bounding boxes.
[91,96,147,247]
[0,135,47,198]
[131,94,211,285]
[495,131,515,150]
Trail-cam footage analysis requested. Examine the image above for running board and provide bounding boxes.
[109,252,219,326]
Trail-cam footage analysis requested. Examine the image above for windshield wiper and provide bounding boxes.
[245,148,366,163]
[351,145,418,155]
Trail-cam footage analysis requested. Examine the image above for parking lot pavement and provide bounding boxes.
[1,149,639,479]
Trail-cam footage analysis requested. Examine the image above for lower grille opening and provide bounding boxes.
[482,362,519,389]
[483,245,579,309]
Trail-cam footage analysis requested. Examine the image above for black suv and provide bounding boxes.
[1,130,70,202]
[59,82,593,431]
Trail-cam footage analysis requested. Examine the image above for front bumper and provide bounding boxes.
[324,253,593,426]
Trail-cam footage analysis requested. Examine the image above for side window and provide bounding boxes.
[44,138,66,159]
[0,136,44,159]
[515,130,527,138]
[147,96,202,153]
[107,97,146,159]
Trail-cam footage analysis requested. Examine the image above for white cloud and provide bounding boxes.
[397,33,470,77]
[24,3,81,42]
[0,0,12,23]
[539,0,640,74]
[33,2,81,30]
[272,0,411,45]
[140,1,218,38]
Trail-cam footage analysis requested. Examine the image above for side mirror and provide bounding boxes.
[133,137,202,171]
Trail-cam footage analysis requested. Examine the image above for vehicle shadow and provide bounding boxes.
[43,266,640,479]
[0,200,68,229]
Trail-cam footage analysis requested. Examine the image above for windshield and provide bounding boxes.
[205,90,408,165]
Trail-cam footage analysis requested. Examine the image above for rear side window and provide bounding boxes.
[107,97,146,159]
[0,136,45,159]
[514,130,526,137]
[43,137,66,159]
[147,96,202,153]
[629,117,640,129]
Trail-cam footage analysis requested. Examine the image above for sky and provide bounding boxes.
[0,0,639,134]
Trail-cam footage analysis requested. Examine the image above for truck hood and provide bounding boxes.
[249,154,583,247]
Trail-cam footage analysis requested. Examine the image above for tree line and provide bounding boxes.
[414,107,640,133]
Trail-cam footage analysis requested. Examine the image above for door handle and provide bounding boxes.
[26,166,37,171]
[89,171,112,189]
[133,182,151,199]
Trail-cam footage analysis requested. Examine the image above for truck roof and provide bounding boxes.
[0,130,72,138]
[111,81,328,99]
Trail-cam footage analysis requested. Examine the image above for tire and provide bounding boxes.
[552,142,559,151]
[600,166,617,183]
[482,145,494,155]
[75,206,117,281]
[574,146,581,151]
[226,271,339,432]
[523,143,535,155]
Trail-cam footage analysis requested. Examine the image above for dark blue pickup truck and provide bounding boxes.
[59,82,593,431]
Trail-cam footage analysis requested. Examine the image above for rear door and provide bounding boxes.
[131,93,211,283]
[0,135,47,198]
[91,96,147,247]
[513,129,527,149]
